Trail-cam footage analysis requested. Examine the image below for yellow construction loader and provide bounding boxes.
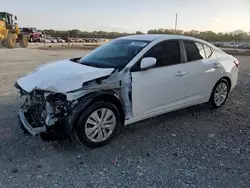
[0,12,28,48]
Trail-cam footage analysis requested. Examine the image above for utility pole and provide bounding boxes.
[175,14,178,34]
[44,30,46,48]
[68,30,70,48]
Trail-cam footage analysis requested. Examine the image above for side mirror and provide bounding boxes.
[140,57,156,70]
[15,16,17,20]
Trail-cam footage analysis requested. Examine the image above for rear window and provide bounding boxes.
[195,42,206,59]
[204,44,213,58]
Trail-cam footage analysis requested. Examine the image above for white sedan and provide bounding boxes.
[15,34,239,148]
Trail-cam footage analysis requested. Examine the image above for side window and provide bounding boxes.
[204,44,213,58]
[6,15,11,24]
[184,40,204,62]
[195,42,206,59]
[145,40,181,67]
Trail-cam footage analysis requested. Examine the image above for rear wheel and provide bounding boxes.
[210,79,230,108]
[4,33,16,48]
[19,35,28,48]
[75,101,122,148]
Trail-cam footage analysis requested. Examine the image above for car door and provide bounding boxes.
[131,40,186,117]
[178,40,223,102]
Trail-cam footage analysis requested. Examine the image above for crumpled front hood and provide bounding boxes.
[16,59,114,93]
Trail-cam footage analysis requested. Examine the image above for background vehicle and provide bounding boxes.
[16,35,239,148]
[75,38,84,42]
[55,37,65,43]
[39,35,52,43]
[0,12,28,48]
[69,38,75,42]
[51,37,58,43]
[243,44,250,49]
[21,27,41,42]
[61,37,69,42]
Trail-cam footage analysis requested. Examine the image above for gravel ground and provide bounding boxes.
[0,49,249,188]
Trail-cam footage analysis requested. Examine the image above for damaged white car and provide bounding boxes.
[15,34,239,148]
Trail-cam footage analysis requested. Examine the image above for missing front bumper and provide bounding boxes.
[19,108,46,136]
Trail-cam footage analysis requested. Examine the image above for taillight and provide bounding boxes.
[234,60,239,67]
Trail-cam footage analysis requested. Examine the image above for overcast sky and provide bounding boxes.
[2,0,250,33]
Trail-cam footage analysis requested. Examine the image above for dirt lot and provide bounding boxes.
[0,49,250,188]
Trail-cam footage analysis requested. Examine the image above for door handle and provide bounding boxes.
[212,62,221,69]
[175,71,186,77]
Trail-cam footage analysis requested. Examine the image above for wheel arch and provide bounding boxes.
[209,76,232,101]
[220,76,232,91]
[63,90,125,137]
[90,93,125,124]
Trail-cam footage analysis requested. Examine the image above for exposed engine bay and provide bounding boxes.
[22,91,67,126]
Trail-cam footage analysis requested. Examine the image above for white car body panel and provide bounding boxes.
[17,59,114,93]
[130,57,223,122]
[178,56,225,102]
[131,64,186,117]
[122,35,238,125]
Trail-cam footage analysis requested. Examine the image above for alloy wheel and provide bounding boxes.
[84,108,116,143]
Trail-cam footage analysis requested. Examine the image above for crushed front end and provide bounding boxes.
[17,87,69,136]
[14,67,133,138]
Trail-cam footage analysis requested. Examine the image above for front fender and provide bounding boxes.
[62,90,121,137]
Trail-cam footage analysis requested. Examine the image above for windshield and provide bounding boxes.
[0,13,5,20]
[79,39,150,70]
[21,28,32,32]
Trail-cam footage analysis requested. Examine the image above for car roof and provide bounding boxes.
[119,34,206,43]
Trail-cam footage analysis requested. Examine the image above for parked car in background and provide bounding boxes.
[66,38,75,42]
[39,35,52,43]
[96,38,107,43]
[21,27,42,42]
[213,42,224,47]
[212,41,250,49]
[15,34,239,148]
[39,38,51,43]
[61,37,69,42]
[56,38,65,43]
[242,44,250,49]
[84,38,91,42]
[235,43,245,48]
[225,42,236,48]
[75,38,84,42]
[84,38,96,43]
[51,38,58,43]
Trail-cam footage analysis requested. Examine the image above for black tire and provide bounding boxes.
[4,33,16,48]
[19,35,28,48]
[210,78,230,109]
[75,101,122,148]
[40,123,66,141]
[40,131,62,142]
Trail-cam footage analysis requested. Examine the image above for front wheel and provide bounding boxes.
[4,33,16,48]
[210,79,230,108]
[75,101,122,148]
[19,35,28,48]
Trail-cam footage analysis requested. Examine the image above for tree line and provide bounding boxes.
[43,29,250,42]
